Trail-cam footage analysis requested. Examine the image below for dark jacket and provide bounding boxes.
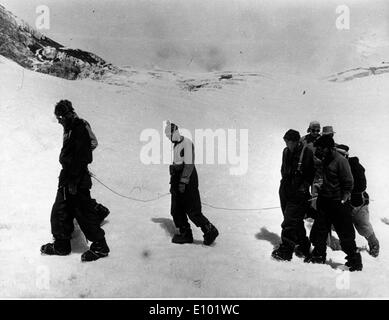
[280,143,315,198]
[320,151,353,201]
[301,134,322,172]
[170,136,195,184]
[58,117,92,187]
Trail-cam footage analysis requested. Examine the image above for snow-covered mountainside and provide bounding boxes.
[0,4,117,80]
[1,53,389,298]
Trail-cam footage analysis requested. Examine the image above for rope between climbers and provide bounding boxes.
[91,175,170,203]
[201,202,280,211]
[91,174,281,211]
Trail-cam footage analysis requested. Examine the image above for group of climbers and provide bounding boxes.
[272,121,379,272]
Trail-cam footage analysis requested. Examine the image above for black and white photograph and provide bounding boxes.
[0,0,389,301]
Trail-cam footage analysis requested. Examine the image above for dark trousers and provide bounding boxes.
[51,176,105,243]
[170,167,209,230]
[310,196,356,256]
[279,184,310,250]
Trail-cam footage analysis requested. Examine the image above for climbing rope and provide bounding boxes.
[91,173,281,212]
[91,174,170,203]
[201,202,279,212]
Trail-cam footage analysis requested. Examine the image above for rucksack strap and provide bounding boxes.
[297,145,307,173]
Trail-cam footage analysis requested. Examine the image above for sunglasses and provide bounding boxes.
[310,129,320,133]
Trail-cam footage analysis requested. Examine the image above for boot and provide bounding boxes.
[41,239,71,256]
[81,238,110,262]
[304,248,326,264]
[345,252,363,272]
[367,233,379,258]
[271,243,293,261]
[201,223,219,246]
[294,240,311,259]
[172,227,193,244]
[304,254,326,264]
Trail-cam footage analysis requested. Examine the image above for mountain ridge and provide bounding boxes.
[0,4,118,80]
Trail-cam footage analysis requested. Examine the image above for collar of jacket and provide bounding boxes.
[63,115,80,132]
[173,136,184,147]
[323,149,336,165]
[286,142,303,155]
[305,134,320,144]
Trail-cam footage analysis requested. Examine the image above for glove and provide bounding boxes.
[68,183,77,195]
[178,183,186,193]
[341,193,351,204]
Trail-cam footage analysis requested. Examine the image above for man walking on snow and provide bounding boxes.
[306,135,363,271]
[272,129,315,261]
[165,121,219,245]
[41,100,110,262]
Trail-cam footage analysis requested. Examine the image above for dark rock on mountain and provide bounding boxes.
[0,4,118,80]
[326,64,389,82]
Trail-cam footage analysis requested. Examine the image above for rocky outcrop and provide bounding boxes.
[0,4,118,80]
[326,63,389,82]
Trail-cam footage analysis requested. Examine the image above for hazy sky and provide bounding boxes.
[2,0,389,74]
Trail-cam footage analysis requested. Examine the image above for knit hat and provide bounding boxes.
[314,135,335,149]
[307,121,320,133]
[322,126,335,135]
[336,144,349,156]
[283,129,300,142]
[54,100,74,117]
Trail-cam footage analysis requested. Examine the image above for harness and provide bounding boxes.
[283,144,307,176]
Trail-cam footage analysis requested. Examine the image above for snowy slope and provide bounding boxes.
[1,54,389,298]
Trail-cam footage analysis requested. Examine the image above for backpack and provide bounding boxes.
[348,157,368,207]
[348,157,366,193]
[82,119,98,151]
